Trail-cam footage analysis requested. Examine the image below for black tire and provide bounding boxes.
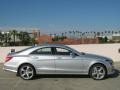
[18,64,35,80]
[89,64,107,80]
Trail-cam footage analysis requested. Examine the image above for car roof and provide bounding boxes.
[35,44,67,48]
[14,44,81,56]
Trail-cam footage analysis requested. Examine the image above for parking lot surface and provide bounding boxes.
[0,62,120,90]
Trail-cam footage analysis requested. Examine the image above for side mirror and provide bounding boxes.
[70,52,75,58]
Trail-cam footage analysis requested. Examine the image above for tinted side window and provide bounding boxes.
[55,48,71,55]
[31,47,52,55]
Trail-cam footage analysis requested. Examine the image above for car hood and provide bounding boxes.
[80,53,112,61]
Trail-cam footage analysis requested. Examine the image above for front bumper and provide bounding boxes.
[107,64,115,75]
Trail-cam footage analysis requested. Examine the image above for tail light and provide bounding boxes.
[5,56,13,62]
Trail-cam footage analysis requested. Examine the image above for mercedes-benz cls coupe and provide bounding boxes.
[3,44,114,80]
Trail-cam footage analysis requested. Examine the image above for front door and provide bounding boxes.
[54,47,83,74]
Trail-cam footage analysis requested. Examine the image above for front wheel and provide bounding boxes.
[18,64,35,80]
[90,64,107,80]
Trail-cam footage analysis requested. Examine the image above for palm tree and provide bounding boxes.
[17,31,23,45]
[54,33,56,37]
[72,30,75,39]
[82,32,85,38]
[69,31,72,38]
[6,32,11,46]
[88,31,91,38]
[1,32,5,45]
[18,31,31,45]
[0,31,2,41]
[101,32,103,36]
[18,31,25,45]
[61,33,64,36]
[94,32,96,38]
[90,31,93,34]
[10,30,18,45]
[90,31,93,38]
[115,31,117,34]
[108,31,111,34]
[104,30,107,36]
[112,31,114,35]
[85,32,88,38]
[75,30,78,39]
[119,30,120,34]
[38,30,40,37]
[1,32,10,46]
[77,31,80,39]
[69,31,71,34]
[49,33,52,37]
[64,32,67,37]
[78,31,81,38]
[115,31,118,34]
[0,31,2,45]
[77,31,81,38]
[97,32,100,37]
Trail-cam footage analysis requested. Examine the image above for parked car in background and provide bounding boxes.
[3,44,114,80]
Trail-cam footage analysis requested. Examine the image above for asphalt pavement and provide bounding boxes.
[0,62,120,90]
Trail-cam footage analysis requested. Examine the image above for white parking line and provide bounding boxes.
[0,78,17,79]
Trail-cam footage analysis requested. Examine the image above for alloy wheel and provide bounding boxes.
[90,64,106,80]
[19,64,35,80]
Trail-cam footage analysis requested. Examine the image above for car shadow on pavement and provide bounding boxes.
[33,69,120,80]
[34,75,90,80]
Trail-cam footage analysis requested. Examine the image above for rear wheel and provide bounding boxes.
[18,64,35,80]
[90,64,107,80]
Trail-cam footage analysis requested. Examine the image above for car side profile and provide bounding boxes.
[3,44,114,80]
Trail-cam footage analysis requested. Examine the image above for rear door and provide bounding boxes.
[29,47,55,74]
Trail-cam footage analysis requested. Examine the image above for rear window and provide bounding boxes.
[30,47,52,55]
[16,46,34,53]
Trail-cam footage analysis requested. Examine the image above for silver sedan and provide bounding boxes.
[3,44,114,80]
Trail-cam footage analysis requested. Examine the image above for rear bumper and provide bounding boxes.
[3,64,17,73]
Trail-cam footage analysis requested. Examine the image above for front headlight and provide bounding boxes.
[105,59,114,66]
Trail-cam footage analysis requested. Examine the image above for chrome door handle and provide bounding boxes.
[57,57,62,59]
[30,56,39,59]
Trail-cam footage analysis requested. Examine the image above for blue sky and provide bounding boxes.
[0,0,120,33]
